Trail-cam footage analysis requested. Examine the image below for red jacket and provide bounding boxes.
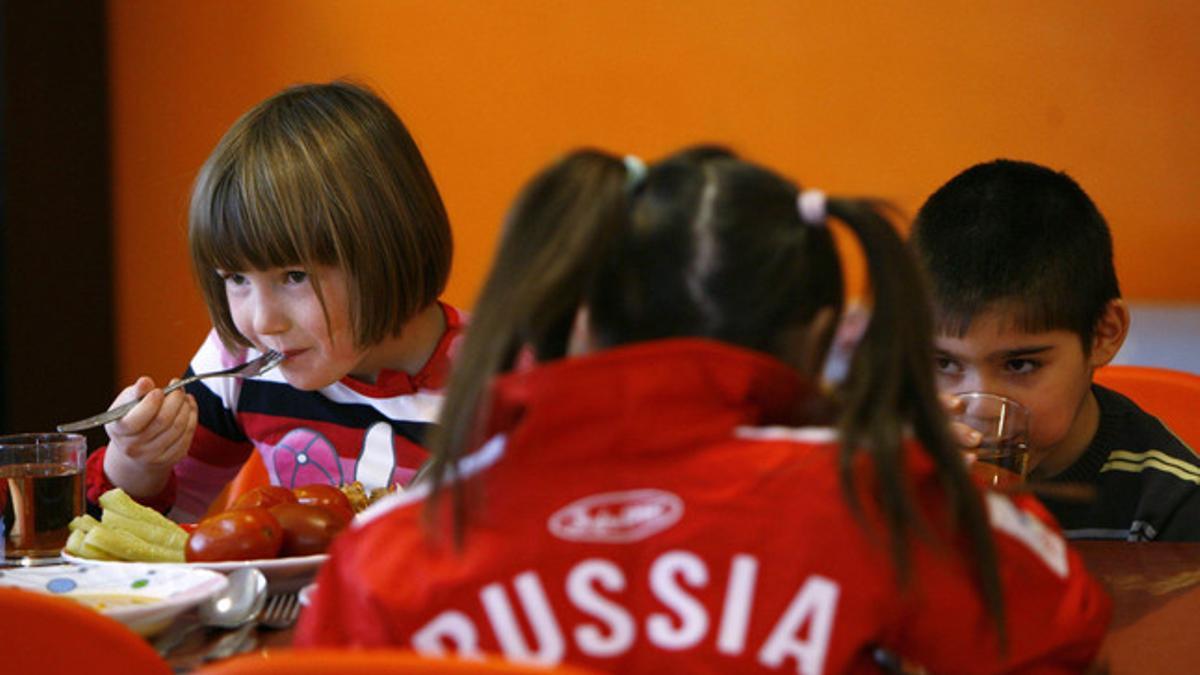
[297,339,1110,673]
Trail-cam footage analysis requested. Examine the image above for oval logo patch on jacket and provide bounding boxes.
[548,489,684,543]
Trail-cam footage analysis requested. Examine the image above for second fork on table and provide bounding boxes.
[260,591,301,630]
[202,591,301,663]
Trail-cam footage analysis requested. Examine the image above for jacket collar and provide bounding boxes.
[483,338,809,459]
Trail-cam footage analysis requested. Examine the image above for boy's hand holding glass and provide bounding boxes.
[947,392,1031,489]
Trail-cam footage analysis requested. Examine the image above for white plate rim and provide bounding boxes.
[0,563,229,633]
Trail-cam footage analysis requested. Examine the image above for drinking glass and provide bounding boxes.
[950,393,1031,489]
[0,433,86,563]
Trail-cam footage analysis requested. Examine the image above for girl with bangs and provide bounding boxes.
[299,147,1110,672]
[86,81,463,520]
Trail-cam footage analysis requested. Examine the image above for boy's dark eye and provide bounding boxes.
[220,271,248,286]
[1005,359,1040,375]
[934,356,962,375]
[284,270,308,284]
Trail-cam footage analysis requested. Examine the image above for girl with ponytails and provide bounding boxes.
[298,147,1109,672]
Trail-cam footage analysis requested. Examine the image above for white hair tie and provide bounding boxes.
[623,155,647,189]
[797,189,827,226]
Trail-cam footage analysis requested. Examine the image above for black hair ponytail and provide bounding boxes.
[827,197,1006,642]
[420,149,630,545]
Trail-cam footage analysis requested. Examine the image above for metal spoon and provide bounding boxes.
[154,567,268,657]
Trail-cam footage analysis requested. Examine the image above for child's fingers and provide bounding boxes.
[107,376,156,409]
[939,392,967,415]
[119,378,187,441]
[132,431,182,469]
[107,402,181,465]
[137,396,197,468]
[166,397,200,465]
[163,394,198,461]
[940,393,983,447]
[951,421,983,449]
[154,378,190,423]
[107,386,167,436]
[116,427,170,466]
[162,393,197,450]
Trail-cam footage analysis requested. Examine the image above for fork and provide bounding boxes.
[201,592,301,663]
[260,591,301,630]
[57,350,285,432]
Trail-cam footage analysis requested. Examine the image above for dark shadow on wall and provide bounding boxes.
[1,0,114,450]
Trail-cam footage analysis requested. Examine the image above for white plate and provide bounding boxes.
[0,563,228,636]
[61,551,328,593]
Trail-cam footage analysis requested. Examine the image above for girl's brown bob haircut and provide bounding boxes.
[189,80,453,350]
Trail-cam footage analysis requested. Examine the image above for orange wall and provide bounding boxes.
[108,0,1200,385]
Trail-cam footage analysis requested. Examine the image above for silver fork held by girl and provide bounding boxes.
[57,350,285,433]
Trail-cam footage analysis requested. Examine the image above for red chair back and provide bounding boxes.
[0,587,170,675]
[194,648,602,674]
[1095,365,1200,450]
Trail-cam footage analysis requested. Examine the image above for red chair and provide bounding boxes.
[1094,365,1200,450]
[194,648,602,674]
[0,587,171,674]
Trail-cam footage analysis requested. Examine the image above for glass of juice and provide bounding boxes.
[950,393,1031,489]
[0,432,86,563]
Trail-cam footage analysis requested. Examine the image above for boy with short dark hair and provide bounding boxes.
[912,159,1200,541]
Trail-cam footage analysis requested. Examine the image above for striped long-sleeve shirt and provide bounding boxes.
[85,303,463,521]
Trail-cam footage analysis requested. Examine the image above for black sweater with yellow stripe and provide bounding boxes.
[1042,384,1200,541]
